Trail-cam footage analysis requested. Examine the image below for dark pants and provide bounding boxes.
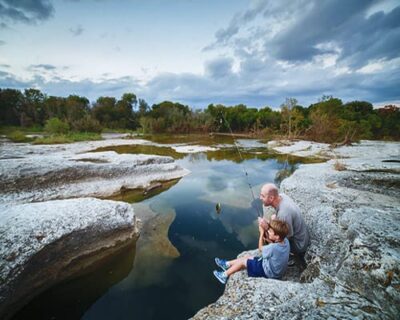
[289,239,307,269]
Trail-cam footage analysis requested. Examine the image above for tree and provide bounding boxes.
[65,95,90,123]
[92,96,117,128]
[22,88,46,126]
[280,98,297,138]
[0,88,24,125]
[138,98,150,116]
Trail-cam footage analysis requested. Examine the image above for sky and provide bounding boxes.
[0,0,399,109]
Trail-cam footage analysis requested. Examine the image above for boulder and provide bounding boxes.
[0,198,139,320]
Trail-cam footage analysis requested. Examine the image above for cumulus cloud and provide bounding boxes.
[205,57,234,79]
[0,0,54,24]
[69,24,84,36]
[28,64,57,71]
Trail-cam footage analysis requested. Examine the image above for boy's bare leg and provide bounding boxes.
[226,255,251,277]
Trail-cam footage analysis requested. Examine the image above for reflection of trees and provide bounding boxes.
[108,179,180,203]
[187,152,207,163]
[14,241,137,319]
[274,158,297,185]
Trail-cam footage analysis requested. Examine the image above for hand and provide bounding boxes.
[258,217,269,230]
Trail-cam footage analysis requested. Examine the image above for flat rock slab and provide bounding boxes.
[0,139,190,204]
[0,198,139,319]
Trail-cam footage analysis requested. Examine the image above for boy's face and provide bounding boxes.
[267,227,280,242]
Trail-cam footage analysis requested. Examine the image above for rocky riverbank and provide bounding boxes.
[0,138,190,204]
[0,137,191,319]
[0,198,139,319]
[193,140,400,319]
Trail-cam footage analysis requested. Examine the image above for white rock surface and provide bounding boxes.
[0,139,190,204]
[172,145,217,153]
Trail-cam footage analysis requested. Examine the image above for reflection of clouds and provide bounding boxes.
[177,235,220,253]
[212,205,259,247]
[206,174,228,192]
[236,220,258,247]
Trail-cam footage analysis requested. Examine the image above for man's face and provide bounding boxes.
[260,190,273,206]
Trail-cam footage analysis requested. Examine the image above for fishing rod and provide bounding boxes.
[217,111,263,218]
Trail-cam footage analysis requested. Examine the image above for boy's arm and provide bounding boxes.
[258,224,264,252]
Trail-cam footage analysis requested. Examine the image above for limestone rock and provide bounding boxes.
[0,198,139,320]
[0,139,190,204]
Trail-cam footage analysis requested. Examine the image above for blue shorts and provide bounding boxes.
[246,257,266,278]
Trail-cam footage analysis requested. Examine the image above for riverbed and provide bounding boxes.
[1,134,312,320]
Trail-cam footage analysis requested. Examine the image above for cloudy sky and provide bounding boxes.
[0,0,399,108]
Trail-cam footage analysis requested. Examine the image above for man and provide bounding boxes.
[258,183,310,266]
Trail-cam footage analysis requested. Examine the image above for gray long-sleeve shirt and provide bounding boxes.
[263,193,310,253]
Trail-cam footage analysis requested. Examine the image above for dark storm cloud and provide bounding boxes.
[209,0,400,68]
[0,0,54,24]
[270,0,400,67]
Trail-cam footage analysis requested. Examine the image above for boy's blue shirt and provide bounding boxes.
[260,238,290,279]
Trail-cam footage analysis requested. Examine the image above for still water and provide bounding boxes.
[13,138,307,320]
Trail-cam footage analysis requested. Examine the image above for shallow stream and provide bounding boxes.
[13,137,311,320]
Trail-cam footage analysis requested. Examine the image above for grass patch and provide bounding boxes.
[6,130,33,142]
[103,128,138,134]
[141,133,234,146]
[91,144,185,159]
[33,132,102,145]
[0,125,43,134]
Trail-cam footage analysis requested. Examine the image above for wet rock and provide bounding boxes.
[193,140,400,319]
[0,198,139,320]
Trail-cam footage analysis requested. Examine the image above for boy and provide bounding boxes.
[213,219,290,284]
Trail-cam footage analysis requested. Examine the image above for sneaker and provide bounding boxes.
[215,257,229,271]
[213,270,228,284]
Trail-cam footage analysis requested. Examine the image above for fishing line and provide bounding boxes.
[218,112,263,217]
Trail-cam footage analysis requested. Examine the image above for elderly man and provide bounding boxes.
[258,183,310,266]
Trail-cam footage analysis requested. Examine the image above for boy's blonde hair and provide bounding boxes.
[269,219,289,240]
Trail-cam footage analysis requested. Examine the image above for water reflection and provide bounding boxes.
[13,138,311,320]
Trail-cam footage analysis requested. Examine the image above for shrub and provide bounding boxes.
[71,115,102,133]
[44,117,69,134]
[7,130,32,142]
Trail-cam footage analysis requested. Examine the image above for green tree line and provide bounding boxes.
[0,88,399,142]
